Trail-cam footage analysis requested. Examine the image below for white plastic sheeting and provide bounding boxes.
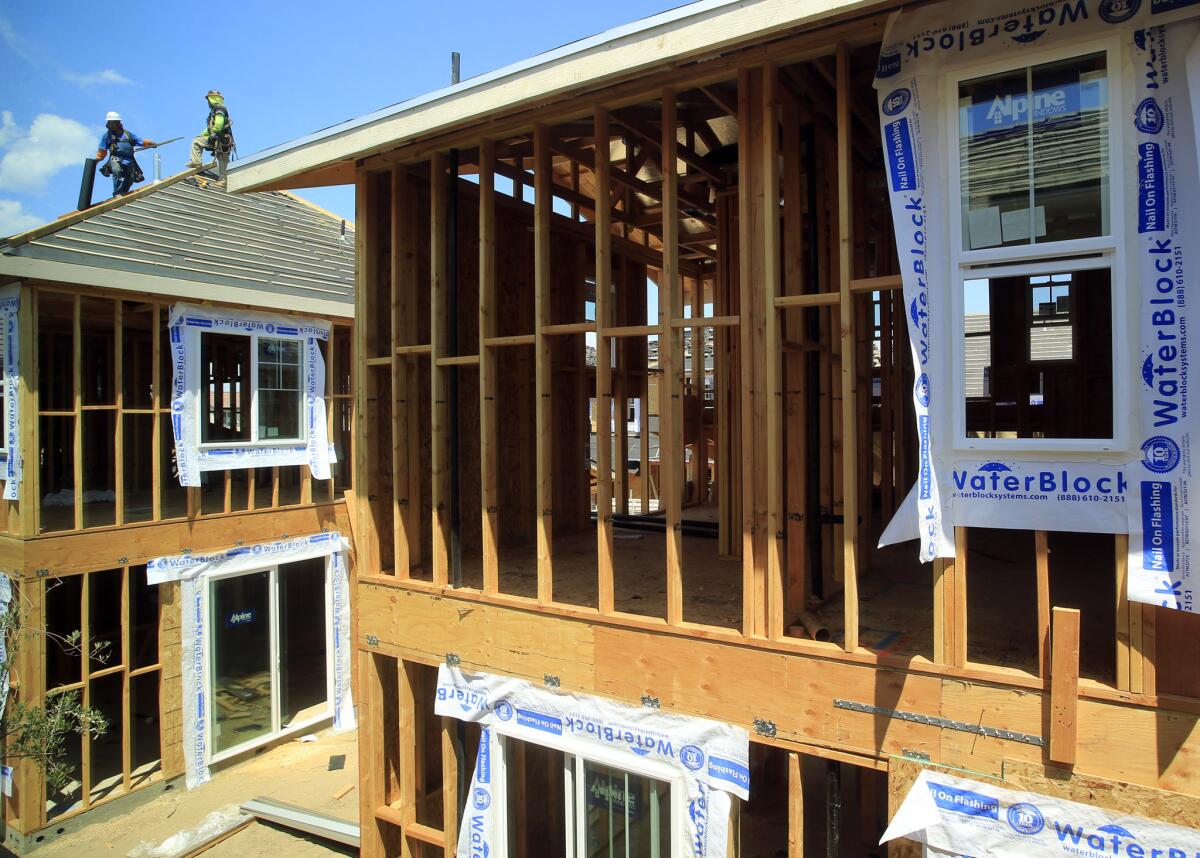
[148,532,354,789]
[873,0,1200,613]
[0,285,20,501]
[434,665,750,858]
[882,769,1200,857]
[167,303,334,486]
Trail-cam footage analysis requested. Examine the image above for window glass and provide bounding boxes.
[963,267,1112,439]
[959,52,1108,250]
[200,333,250,443]
[257,337,302,441]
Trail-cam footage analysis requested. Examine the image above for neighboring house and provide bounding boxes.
[229,0,1200,855]
[0,168,355,851]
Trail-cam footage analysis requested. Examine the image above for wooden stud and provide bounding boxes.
[430,152,451,586]
[1038,530,1052,680]
[359,652,389,858]
[836,43,858,653]
[788,752,803,857]
[440,718,460,857]
[120,566,131,791]
[763,63,785,641]
[73,294,83,532]
[595,109,616,615]
[114,302,124,525]
[354,170,383,577]
[661,88,684,627]
[391,167,412,578]
[952,526,967,668]
[1050,606,1080,766]
[534,126,554,604]
[19,286,38,537]
[479,142,500,595]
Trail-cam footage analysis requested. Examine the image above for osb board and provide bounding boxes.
[19,502,347,578]
[886,755,1200,858]
[359,583,1200,799]
[158,580,185,778]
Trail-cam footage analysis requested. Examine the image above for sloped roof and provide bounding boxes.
[1,168,355,318]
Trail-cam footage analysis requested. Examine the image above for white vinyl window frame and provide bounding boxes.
[195,329,309,449]
[484,732,685,858]
[945,35,1130,455]
[205,561,335,765]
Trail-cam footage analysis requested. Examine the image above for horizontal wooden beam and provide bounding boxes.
[669,314,739,328]
[435,354,480,367]
[849,274,901,293]
[396,344,433,356]
[774,292,839,309]
[541,322,596,335]
[483,334,535,347]
[602,324,663,338]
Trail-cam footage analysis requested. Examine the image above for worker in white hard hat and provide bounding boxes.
[95,112,157,197]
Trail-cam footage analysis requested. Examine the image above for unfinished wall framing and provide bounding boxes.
[326,5,1200,856]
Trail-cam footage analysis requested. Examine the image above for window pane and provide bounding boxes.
[81,297,115,406]
[122,301,155,409]
[279,557,328,728]
[200,333,251,443]
[123,413,154,522]
[583,761,670,858]
[211,570,273,754]
[38,292,74,412]
[964,267,1112,439]
[960,53,1107,250]
[257,338,302,441]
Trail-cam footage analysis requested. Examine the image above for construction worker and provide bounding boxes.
[188,90,234,177]
[96,112,157,197]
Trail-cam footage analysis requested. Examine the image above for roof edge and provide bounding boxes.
[227,0,885,193]
[2,164,212,250]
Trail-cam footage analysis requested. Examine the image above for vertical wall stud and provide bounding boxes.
[595,109,616,615]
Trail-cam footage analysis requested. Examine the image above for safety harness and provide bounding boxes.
[205,105,235,158]
[99,130,144,183]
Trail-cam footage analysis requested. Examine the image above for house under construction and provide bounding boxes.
[0,170,355,850]
[228,0,1200,854]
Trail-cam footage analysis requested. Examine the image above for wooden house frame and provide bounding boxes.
[0,170,355,850]
[229,0,1200,854]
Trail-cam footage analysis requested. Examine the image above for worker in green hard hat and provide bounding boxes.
[188,90,235,178]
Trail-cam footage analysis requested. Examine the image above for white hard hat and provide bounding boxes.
[105,111,121,122]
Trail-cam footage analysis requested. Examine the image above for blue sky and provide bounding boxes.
[0,0,676,235]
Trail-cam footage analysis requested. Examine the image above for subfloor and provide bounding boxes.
[33,728,358,858]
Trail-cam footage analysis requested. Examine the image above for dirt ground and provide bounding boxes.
[34,728,358,857]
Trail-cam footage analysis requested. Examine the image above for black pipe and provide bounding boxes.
[448,148,462,588]
[826,760,842,858]
[78,158,97,211]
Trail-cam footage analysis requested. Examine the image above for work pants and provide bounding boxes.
[190,135,229,177]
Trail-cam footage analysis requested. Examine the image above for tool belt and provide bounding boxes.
[99,158,144,183]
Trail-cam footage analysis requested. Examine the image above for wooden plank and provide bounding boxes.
[1050,607,1081,766]
[354,171,383,576]
[952,526,967,668]
[774,292,839,309]
[541,322,596,335]
[534,126,554,604]
[479,141,500,596]
[114,302,125,525]
[1037,530,1051,680]
[932,557,948,666]
[595,108,615,616]
[482,334,534,347]
[440,718,459,857]
[73,293,83,531]
[392,167,412,578]
[836,43,858,653]
[669,314,739,328]
[762,63,785,641]
[398,660,417,832]
[430,152,451,586]
[788,752,803,858]
[359,651,389,858]
[849,274,901,293]
[661,88,683,627]
[603,324,663,338]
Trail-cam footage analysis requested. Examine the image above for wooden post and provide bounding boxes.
[354,170,382,576]
[18,285,37,537]
[441,718,460,857]
[392,166,413,578]
[952,526,968,667]
[1037,530,1052,680]
[763,64,785,641]
[835,43,859,653]
[73,293,83,531]
[661,88,684,627]
[533,126,554,604]
[595,108,616,615]
[788,751,804,857]
[430,152,451,586]
[359,651,389,858]
[479,141,500,595]
[1050,606,1081,766]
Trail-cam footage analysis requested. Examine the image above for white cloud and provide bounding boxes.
[61,69,135,88]
[0,112,18,149]
[0,113,96,195]
[0,199,44,237]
